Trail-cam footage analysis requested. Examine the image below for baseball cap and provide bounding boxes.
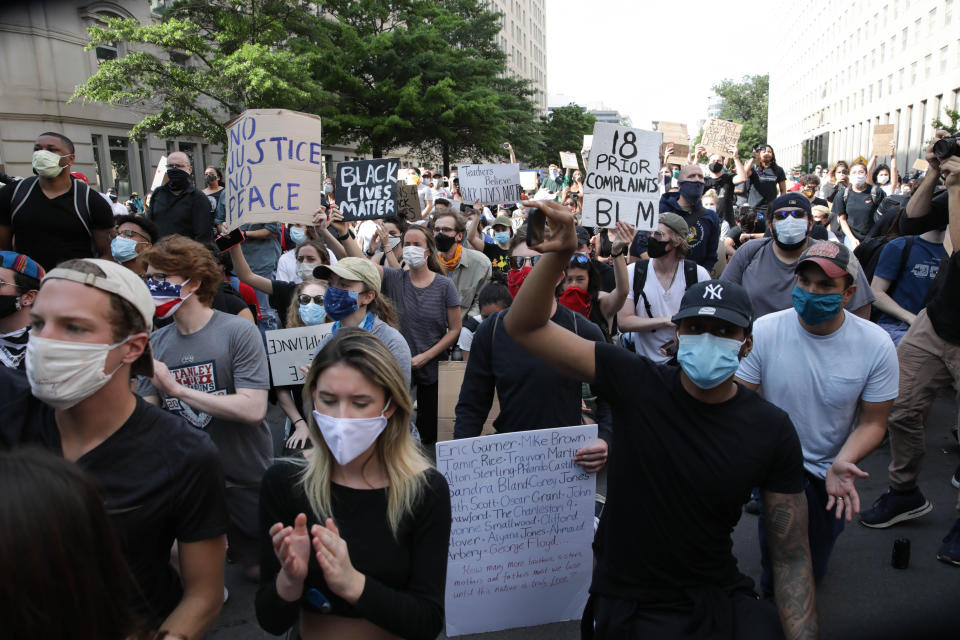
[494,215,513,229]
[0,251,45,283]
[313,257,381,292]
[42,258,155,376]
[770,193,812,214]
[658,212,689,238]
[672,280,753,329]
[796,240,858,280]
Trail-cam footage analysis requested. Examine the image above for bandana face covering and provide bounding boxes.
[507,266,533,298]
[147,278,192,319]
[559,286,593,318]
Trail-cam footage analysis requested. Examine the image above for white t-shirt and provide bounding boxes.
[624,260,710,363]
[457,314,482,353]
[737,309,899,478]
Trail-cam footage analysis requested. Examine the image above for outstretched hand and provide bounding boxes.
[270,513,311,582]
[522,199,577,254]
[825,460,869,521]
[611,221,636,255]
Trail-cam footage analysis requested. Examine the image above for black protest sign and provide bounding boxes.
[335,158,399,221]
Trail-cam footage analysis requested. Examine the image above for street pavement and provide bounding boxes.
[212,393,960,639]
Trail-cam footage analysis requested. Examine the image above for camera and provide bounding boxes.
[932,135,959,160]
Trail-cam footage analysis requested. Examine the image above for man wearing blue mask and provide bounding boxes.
[505,199,816,640]
[722,193,875,319]
[630,164,720,272]
[736,240,899,598]
[111,214,158,276]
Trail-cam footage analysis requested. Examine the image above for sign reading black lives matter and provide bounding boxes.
[582,123,663,231]
[458,163,523,205]
[335,158,399,222]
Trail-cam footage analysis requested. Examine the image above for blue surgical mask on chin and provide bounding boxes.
[792,286,844,326]
[676,333,744,389]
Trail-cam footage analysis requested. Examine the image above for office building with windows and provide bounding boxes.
[768,0,960,171]
[487,0,548,112]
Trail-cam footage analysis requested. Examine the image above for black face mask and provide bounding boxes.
[204,173,218,186]
[0,294,20,319]
[646,236,671,259]
[434,233,456,252]
[708,162,723,174]
[166,168,191,190]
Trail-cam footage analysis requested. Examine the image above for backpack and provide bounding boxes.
[632,258,698,333]
[10,176,93,236]
[853,235,914,322]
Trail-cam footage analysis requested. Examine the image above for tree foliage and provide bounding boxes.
[524,104,596,171]
[932,108,960,136]
[711,74,769,159]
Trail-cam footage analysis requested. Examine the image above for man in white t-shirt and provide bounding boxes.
[736,240,899,596]
[617,213,710,362]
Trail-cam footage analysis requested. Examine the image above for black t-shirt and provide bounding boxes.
[833,186,885,239]
[256,461,451,638]
[725,219,767,249]
[595,259,616,292]
[703,173,735,223]
[213,281,250,316]
[926,246,959,345]
[746,164,786,210]
[269,279,298,327]
[589,343,803,601]
[3,393,228,623]
[482,241,510,273]
[0,180,114,270]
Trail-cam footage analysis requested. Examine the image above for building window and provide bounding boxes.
[108,136,131,196]
[941,46,949,73]
[914,18,921,42]
[925,54,932,79]
[947,0,953,25]
[898,67,904,90]
[96,41,118,64]
[929,8,936,33]
[888,73,893,95]
[911,61,917,85]
[881,42,886,63]
[901,27,907,49]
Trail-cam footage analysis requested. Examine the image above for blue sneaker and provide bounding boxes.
[859,488,932,528]
[936,519,960,567]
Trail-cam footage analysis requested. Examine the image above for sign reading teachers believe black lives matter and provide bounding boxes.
[458,163,522,205]
[335,158,399,222]
[582,123,662,231]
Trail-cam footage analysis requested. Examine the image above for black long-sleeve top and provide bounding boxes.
[453,305,613,445]
[256,461,451,639]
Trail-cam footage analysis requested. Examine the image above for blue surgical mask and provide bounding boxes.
[792,286,844,326]
[323,286,360,320]
[299,302,326,325]
[678,180,704,204]
[110,235,140,263]
[290,227,307,245]
[775,216,809,245]
[676,333,744,389]
[323,183,333,194]
[494,232,511,245]
[672,169,680,179]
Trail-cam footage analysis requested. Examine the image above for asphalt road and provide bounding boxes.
[212,394,960,639]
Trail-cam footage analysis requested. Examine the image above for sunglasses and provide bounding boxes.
[569,253,590,267]
[510,255,542,269]
[772,209,808,220]
[298,294,324,305]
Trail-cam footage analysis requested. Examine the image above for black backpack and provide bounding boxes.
[632,258,698,333]
[9,176,96,253]
[854,235,914,321]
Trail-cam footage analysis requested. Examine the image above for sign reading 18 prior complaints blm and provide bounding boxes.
[582,123,662,231]
[437,424,596,637]
[335,158,400,222]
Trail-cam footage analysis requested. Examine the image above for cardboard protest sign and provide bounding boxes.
[559,152,579,170]
[335,158,400,222]
[520,170,539,191]
[872,125,895,156]
[701,118,743,157]
[398,183,422,220]
[656,121,689,144]
[437,360,496,441]
[582,122,663,231]
[150,155,167,191]
[459,163,523,204]
[437,424,597,636]
[913,158,930,171]
[224,109,324,230]
[666,144,690,166]
[265,323,335,386]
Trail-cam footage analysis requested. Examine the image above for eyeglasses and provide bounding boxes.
[298,294,324,305]
[569,253,590,267]
[141,273,171,283]
[772,209,808,220]
[0,279,22,290]
[509,255,541,269]
[114,228,150,242]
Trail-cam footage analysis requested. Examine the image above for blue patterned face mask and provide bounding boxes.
[323,286,360,321]
[298,302,326,325]
[676,333,744,389]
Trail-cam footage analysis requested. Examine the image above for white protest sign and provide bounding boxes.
[520,170,538,191]
[582,123,662,231]
[224,109,323,230]
[150,155,167,191]
[437,424,597,637]
[265,323,335,386]
[458,163,522,205]
[559,152,579,170]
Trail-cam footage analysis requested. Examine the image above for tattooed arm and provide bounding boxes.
[761,490,818,640]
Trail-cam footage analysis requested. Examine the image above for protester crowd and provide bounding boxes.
[1,125,959,640]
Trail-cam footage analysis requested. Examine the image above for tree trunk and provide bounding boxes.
[442,140,450,177]
[372,145,382,158]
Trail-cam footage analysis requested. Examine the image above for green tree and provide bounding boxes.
[711,74,769,159]
[525,104,596,171]
[932,108,960,135]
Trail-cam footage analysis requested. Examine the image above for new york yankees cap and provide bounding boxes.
[672,280,754,329]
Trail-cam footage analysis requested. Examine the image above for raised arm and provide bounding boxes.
[866,154,879,183]
[503,200,596,383]
[597,221,633,320]
[229,243,273,295]
[733,157,752,186]
[944,156,960,251]
[466,201,485,251]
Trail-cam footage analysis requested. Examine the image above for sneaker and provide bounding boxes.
[859,488,933,528]
[936,519,960,567]
[952,465,960,489]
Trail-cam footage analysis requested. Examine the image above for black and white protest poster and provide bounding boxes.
[398,183,422,220]
[335,158,399,222]
[582,123,662,231]
[458,163,523,205]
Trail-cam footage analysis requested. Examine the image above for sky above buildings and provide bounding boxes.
[546,0,775,132]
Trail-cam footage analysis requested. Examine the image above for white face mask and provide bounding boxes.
[26,334,132,410]
[313,399,391,465]
[877,174,890,185]
[775,215,809,245]
[402,245,427,268]
[297,262,317,281]
[32,149,69,179]
[850,173,867,187]
[387,235,402,251]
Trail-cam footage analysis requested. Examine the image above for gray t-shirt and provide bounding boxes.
[138,310,272,487]
[721,238,875,318]
[382,267,460,385]
[240,223,282,277]
[314,316,412,385]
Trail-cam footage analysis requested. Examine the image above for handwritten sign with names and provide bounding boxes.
[437,425,597,636]
[701,119,743,158]
[582,123,662,231]
[559,152,579,170]
[265,323,335,386]
[398,183,422,220]
[459,163,523,205]
[224,109,323,230]
[335,158,400,222]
